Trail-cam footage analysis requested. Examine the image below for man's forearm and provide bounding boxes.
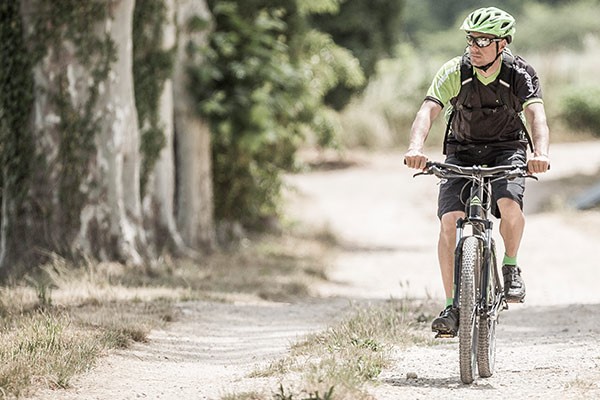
[525,103,550,156]
[408,107,435,151]
[531,124,550,156]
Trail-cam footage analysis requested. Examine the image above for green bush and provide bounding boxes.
[515,1,600,53]
[193,1,363,229]
[403,1,600,55]
[561,86,600,136]
[338,44,446,149]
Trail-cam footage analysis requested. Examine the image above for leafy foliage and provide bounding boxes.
[561,86,600,136]
[402,0,600,54]
[310,0,405,109]
[516,1,600,52]
[297,0,342,16]
[192,0,363,228]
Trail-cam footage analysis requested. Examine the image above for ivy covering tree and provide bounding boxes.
[194,0,364,229]
[133,0,174,196]
[0,1,34,269]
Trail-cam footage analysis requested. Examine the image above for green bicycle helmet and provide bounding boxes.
[460,7,516,43]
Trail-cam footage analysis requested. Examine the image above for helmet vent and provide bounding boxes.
[478,14,491,24]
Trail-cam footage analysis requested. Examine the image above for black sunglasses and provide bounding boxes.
[466,35,503,48]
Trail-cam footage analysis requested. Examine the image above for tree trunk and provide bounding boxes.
[94,0,146,264]
[19,0,146,266]
[141,0,196,258]
[0,0,34,271]
[173,0,215,250]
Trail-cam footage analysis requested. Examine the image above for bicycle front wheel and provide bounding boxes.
[459,236,480,384]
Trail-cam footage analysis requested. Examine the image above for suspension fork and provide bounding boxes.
[451,220,465,310]
[478,220,494,313]
[452,175,491,312]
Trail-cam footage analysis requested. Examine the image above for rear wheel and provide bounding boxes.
[478,242,499,378]
[459,236,480,384]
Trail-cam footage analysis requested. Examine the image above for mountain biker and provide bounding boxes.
[404,7,550,337]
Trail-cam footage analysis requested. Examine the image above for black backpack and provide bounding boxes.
[443,50,534,155]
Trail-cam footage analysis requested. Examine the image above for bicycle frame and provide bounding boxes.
[414,161,533,321]
[451,170,503,321]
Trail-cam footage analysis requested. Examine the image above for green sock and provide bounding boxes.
[503,254,518,266]
[445,297,453,307]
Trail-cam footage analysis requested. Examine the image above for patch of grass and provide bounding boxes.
[274,384,335,400]
[221,392,265,400]
[247,299,436,400]
[0,311,101,397]
[564,377,598,391]
[0,299,173,398]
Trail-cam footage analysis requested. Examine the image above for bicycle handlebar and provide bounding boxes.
[414,161,537,181]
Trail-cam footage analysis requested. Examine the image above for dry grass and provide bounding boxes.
[0,232,333,399]
[526,42,600,143]
[249,299,437,400]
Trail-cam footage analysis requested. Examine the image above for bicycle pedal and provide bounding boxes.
[434,332,457,339]
[505,296,525,304]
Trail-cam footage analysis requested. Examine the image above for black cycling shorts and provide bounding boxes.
[437,147,527,219]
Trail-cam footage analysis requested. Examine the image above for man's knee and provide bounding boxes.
[497,198,523,218]
[440,211,464,237]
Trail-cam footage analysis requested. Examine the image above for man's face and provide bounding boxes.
[467,32,506,67]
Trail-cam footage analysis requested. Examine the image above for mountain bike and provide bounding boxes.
[414,161,536,384]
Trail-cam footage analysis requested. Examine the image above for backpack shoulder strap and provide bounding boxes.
[497,50,514,89]
[497,51,535,152]
[443,52,472,154]
[456,52,474,110]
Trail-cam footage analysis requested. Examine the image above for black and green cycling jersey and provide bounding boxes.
[424,50,543,150]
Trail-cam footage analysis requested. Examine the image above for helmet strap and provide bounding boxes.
[473,42,502,72]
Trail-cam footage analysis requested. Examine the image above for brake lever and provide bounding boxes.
[508,168,538,181]
[413,171,431,178]
[524,174,538,181]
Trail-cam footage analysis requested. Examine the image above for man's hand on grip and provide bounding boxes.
[404,149,428,170]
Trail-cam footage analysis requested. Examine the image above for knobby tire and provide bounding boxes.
[459,236,480,384]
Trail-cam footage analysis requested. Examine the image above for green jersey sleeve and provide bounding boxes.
[425,56,461,108]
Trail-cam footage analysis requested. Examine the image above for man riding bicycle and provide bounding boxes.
[404,7,550,337]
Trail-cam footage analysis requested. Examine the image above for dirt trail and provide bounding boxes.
[30,141,600,399]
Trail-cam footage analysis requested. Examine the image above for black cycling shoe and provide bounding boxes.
[431,305,459,337]
[503,264,526,303]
